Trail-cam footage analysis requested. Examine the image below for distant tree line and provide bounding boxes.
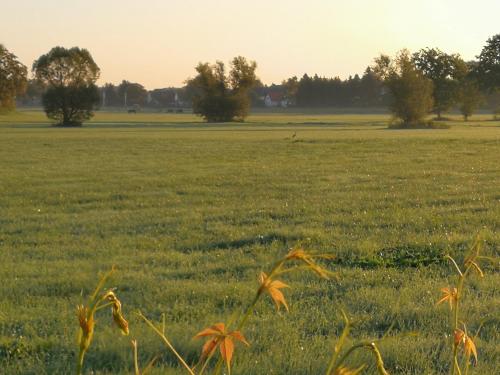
[280,69,386,107]
[0,34,498,124]
[272,35,498,126]
[277,37,499,121]
[370,35,500,126]
[100,82,189,109]
[19,80,189,109]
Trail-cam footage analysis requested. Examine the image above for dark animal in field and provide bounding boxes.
[176,109,184,113]
[128,109,137,114]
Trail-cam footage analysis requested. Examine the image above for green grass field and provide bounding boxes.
[0,110,499,374]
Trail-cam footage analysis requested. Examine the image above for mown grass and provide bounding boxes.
[0,111,498,374]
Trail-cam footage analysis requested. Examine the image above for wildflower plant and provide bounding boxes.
[71,237,493,374]
[140,246,335,374]
[76,267,129,375]
[219,247,335,370]
[325,310,391,375]
[238,246,335,328]
[437,236,495,375]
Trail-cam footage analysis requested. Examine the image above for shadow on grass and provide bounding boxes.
[185,232,303,252]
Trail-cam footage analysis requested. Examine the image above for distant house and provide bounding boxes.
[147,92,153,105]
[264,92,288,108]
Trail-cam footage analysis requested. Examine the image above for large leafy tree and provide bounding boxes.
[0,44,27,112]
[476,34,500,115]
[374,50,434,127]
[476,34,500,93]
[413,48,466,119]
[188,56,257,122]
[458,79,483,121]
[117,80,148,107]
[33,47,100,126]
[458,62,483,121]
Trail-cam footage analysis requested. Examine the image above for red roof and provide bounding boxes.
[268,92,284,101]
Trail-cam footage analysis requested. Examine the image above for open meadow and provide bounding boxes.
[0,111,499,374]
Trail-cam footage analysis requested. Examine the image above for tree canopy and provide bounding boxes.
[374,50,434,126]
[33,47,100,126]
[413,48,466,118]
[188,57,257,122]
[0,44,27,112]
[33,47,100,87]
[117,80,148,107]
[476,34,500,93]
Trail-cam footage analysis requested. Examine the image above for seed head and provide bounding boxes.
[105,291,129,335]
[285,248,334,279]
[77,305,95,351]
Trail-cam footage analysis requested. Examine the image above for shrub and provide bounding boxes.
[187,57,257,122]
[373,50,434,127]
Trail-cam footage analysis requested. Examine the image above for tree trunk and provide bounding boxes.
[62,107,69,125]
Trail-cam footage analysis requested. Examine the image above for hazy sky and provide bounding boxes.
[2,0,498,89]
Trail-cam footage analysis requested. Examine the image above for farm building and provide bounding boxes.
[264,92,289,107]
